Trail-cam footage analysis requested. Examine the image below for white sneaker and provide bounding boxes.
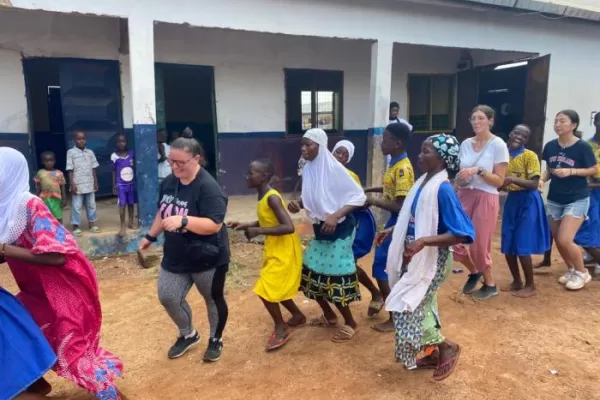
[565,270,592,291]
[558,268,575,285]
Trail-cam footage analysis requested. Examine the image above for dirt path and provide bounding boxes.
[2,233,600,400]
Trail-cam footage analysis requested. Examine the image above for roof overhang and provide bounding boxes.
[457,0,600,22]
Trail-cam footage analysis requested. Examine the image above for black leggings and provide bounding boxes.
[158,266,228,339]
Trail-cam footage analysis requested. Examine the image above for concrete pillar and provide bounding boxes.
[128,16,158,229]
[367,40,393,188]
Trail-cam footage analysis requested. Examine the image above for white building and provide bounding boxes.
[1,0,599,229]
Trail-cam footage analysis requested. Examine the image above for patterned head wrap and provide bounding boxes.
[427,134,460,177]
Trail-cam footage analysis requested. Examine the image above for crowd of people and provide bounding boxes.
[1,103,600,399]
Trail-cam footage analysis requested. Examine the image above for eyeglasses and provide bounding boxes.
[167,157,194,168]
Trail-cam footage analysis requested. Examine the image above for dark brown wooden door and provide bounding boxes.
[523,54,551,157]
[455,68,480,143]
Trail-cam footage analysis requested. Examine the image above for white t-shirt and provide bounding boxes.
[458,136,509,194]
[157,143,172,179]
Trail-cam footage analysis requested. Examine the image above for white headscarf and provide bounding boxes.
[332,140,355,164]
[301,129,366,223]
[0,147,35,244]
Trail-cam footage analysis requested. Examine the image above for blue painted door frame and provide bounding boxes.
[58,58,124,197]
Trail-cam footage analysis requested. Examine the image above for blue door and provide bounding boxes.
[59,59,123,197]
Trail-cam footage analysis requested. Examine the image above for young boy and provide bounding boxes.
[34,151,67,224]
[66,129,101,236]
[364,122,414,332]
[111,134,137,237]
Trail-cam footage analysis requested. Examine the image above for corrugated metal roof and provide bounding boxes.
[459,0,600,21]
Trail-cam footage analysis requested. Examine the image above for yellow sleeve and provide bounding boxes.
[347,170,361,186]
[525,152,541,179]
[394,165,414,197]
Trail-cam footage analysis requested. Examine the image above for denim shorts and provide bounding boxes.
[546,197,590,221]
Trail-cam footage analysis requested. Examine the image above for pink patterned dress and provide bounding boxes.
[7,197,123,400]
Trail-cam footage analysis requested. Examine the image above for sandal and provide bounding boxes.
[72,228,83,237]
[309,315,338,328]
[266,331,290,352]
[432,345,461,382]
[89,226,102,234]
[331,325,356,343]
[367,299,384,317]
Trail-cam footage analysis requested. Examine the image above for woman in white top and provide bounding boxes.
[454,105,509,300]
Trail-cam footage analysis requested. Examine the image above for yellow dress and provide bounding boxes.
[253,189,303,303]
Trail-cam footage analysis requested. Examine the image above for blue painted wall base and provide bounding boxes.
[133,124,158,230]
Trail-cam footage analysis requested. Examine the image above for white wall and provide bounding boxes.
[0,50,28,133]
[154,24,372,133]
[10,0,600,145]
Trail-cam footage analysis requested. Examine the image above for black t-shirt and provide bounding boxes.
[158,168,230,273]
[542,139,597,204]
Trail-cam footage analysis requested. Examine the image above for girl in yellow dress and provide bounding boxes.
[229,159,306,351]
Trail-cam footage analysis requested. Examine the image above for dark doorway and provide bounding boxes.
[23,58,124,196]
[155,63,218,178]
[455,55,550,156]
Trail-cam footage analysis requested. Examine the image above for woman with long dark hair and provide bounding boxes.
[540,110,597,290]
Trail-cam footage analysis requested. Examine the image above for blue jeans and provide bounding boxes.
[71,193,97,226]
[546,197,590,221]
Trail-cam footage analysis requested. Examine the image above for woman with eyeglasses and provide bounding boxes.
[539,110,598,290]
[140,137,230,363]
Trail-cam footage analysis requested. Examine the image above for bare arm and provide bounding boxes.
[481,162,508,189]
[573,166,598,178]
[2,244,65,266]
[253,195,295,236]
[368,195,404,214]
[147,212,164,237]
[423,232,471,247]
[508,176,540,191]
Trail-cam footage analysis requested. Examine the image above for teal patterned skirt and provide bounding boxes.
[301,230,361,306]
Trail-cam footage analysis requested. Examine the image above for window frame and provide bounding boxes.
[407,73,455,134]
[284,68,344,135]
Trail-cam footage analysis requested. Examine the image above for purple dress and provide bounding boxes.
[111,151,137,206]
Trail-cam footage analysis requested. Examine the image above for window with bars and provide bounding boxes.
[285,69,343,134]
[408,75,454,133]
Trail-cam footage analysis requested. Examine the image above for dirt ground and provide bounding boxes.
[3,231,600,400]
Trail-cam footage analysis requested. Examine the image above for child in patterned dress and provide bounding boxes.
[34,151,67,224]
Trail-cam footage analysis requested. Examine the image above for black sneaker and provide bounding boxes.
[202,338,223,362]
[167,331,200,359]
[472,284,499,301]
[462,273,483,294]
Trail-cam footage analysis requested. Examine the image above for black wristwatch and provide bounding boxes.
[181,216,189,229]
[144,234,157,243]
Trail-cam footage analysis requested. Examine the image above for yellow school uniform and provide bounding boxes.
[587,139,600,180]
[506,148,540,191]
[346,169,361,186]
[383,154,414,201]
[253,189,303,303]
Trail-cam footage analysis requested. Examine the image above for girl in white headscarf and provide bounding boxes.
[0,147,125,399]
[332,140,382,315]
[288,129,366,343]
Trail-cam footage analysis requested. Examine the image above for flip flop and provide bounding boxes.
[266,331,290,352]
[432,345,461,382]
[367,299,384,317]
[331,325,356,343]
[309,315,338,328]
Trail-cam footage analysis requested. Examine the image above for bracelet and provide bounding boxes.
[144,234,158,243]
